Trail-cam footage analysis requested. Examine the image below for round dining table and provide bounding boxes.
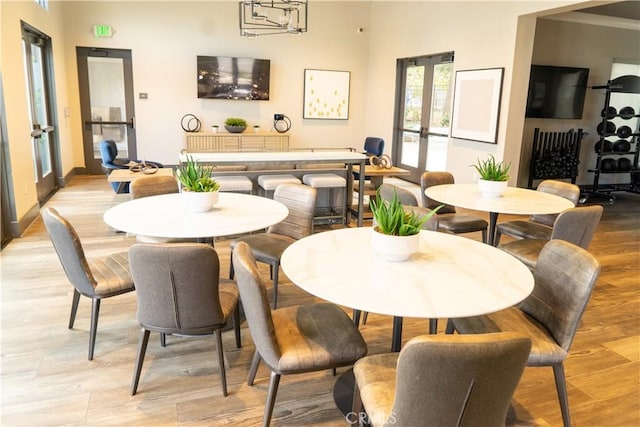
[103,192,289,239]
[425,183,575,245]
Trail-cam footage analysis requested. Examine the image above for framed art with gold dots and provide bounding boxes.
[303,69,350,120]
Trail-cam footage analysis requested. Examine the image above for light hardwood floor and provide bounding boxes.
[1,175,638,426]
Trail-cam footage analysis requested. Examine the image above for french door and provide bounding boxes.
[76,47,137,175]
[393,53,454,184]
[22,23,58,202]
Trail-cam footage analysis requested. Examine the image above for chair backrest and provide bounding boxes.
[99,140,119,166]
[530,180,581,226]
[130,175,179,199]
[550,205,603,249]
[41,207,97,296]
[128,243,227,334]
[379,184,419,206]
[364,137,384,156]
[388,332,531,427]
[231,241,281,369]
[521,239,600,352]
[268,183,317,240]
[420,171,457,214]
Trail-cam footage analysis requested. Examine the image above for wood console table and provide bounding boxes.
[184,132,289,152]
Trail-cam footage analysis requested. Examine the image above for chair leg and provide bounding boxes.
[248,350,261,386]
[494,230,501,246]
[362,311,369,325]
[234,304,242,349]
[445,319,455,334]
[272,261,280,309]
[263,371,281,427]
[481,229,488,244]
[429,318,438,334]
[229,251,235,280]
[68,289,81,329]
[160,333,167,347]
[88,298,101,361]
[351,381,364,426]
[553,363,572,427]
[352,309,361,327]
[214,329,228,397]
[131,328,150,395]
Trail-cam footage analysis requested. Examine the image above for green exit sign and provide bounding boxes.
[93,25,113,38]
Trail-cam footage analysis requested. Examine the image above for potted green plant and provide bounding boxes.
[370,189,441,261]
[471,155,511,198]
[224,117,247,133]
[175,155,220,212]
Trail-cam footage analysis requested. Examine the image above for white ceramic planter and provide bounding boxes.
[477,179,508,198]
[371,227,420,262]
[181,190,219,213]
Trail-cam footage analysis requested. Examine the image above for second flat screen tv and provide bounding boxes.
[197,56,270,100]
[525,65,589,119]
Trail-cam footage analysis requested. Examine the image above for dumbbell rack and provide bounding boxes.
[586,75,640,203]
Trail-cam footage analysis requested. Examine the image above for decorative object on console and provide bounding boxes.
[369,154,392,169]
[180,113,201,132]
[224,117,247,133]
[211,125,219,133]
[239,0,308,37]
[370,189,441,262]
[175,155,220,212]
[253,125,260,133]
[472,155,510,198]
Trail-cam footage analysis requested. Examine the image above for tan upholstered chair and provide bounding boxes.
[448,240,601,427]
[130,174,179,199]
[42,206,135,360]
[128,243,240,397]
[498,205,603,270]
[229,183,317,308]
[232,241,368,427]
[421,171,488,243]
[494,180,580,246]
[351,332,531,427]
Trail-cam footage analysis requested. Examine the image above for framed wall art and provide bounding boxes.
[303,69,350,120]
[450,67,504,144]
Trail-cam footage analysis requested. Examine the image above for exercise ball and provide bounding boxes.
[613,139,631,152]
[617,125,632,138]
[600,158,617,172]
[597,121,616,136]
[617,157,632,172]
[619,106,636,119]
[601,106,617,119]
[594,140,613,153]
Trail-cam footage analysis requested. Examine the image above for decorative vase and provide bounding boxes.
[211,126,219,133]
[477,179,508,198]
[253,126,260,133]
[371,227,420,262]
[181,190,219,213]
[224,125,246,133]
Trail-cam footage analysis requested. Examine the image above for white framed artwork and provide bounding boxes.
[303,69,350,120]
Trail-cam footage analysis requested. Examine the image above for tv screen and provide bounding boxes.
[197,56,270,100]
[525,65,589,119]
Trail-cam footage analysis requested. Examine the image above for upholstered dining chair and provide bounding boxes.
[99,139,163,193]
[447,239,601,427]
[498,205,603,271]
[42,206,135,361]
[494,179,581,246]
[128,243,241,397]
[421,171,488,243]
[229,183,317,309]
[232,241,368,427]
[351,332,531,427]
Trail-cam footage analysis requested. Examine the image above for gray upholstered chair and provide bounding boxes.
[128,243,241,397]
[351,332,531,427]
[498,205,603,270]
[447,239,601,427]
[229,183,317,309]
[421,171,488,243]
[42,206,135,361]
[232,241,368,427]
[494,180,581,246]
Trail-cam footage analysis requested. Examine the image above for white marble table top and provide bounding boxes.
[425,183,574,216]
[103,193,288,239]
[280,227,534,319]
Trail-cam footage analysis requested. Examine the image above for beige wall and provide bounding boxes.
[2,0,622,231]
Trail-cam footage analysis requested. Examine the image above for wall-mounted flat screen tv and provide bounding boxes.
[197,55,270,100]
[525,65,589,119]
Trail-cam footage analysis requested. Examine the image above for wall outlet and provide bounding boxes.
[274,113,284,120]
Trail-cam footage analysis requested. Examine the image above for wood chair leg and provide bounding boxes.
[131,328,150,395]
[263,371,281,427]
[69,289,81,329]
[88,298,101,361]
[248,350,261,386]
[214,329,228,397]
[553,363,572,427]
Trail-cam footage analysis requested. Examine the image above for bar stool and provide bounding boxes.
[302,173,347,227]
[211,176,253,194]
[257,174,301,198]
